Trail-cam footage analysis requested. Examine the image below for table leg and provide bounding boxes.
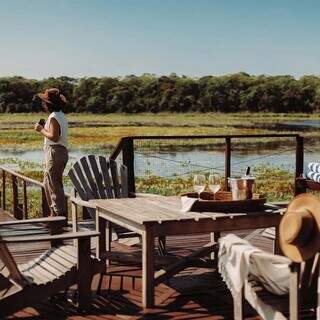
[106,221,112,266]
[210,231,221,259]
[96,215,106,260]
[142,228,155,309]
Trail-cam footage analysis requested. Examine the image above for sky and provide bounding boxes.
[0,0,319,79]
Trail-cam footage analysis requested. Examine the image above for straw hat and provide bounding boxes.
[38,88,67,105]
[279,193,320,262]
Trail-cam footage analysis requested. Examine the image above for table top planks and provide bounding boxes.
[90,196,282,225]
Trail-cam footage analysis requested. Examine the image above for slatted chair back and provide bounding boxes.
[68,156,129,214]
[298,253,320,298]
[0,234,25,288]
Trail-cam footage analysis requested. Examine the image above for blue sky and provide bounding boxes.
[0,0,319,79]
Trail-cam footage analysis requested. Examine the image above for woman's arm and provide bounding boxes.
[34,118,60,142]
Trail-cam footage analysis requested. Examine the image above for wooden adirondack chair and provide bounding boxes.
[0,217,101,317]
[68,155,129,206]
[68,155,133,240]
[234,251,319,320]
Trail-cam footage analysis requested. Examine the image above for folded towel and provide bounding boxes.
[180,196,198,212]
[307,170,320,183]
[218,234,290,299]
[308,162,320,173]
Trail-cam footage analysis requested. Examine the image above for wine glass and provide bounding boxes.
[193,174,206,198]
[208,173,221,200]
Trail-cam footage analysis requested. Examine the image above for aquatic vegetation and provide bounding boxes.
[0,112,318,151]
[136,165,294,202]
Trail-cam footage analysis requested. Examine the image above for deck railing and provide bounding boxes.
[0,166,76,220]
[110,134,304,196]
[0,166,50,219]
[0,134,304,219]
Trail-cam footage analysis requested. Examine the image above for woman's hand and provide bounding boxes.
[35,118,60,142]
[34,123,43,132]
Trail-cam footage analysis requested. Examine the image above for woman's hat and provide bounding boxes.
[37,88,67,105]
[279,193,320,262]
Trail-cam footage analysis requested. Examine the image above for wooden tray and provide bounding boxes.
[181,191,267,213]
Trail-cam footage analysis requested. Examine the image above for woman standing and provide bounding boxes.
[34,88,68,216]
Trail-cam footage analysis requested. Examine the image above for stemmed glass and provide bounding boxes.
[208,173,221,200]
[193,174,206,198]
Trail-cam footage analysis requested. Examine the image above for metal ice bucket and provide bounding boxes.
[228,177,255,200]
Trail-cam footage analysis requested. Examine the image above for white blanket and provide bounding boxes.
[180,196,197,212]
[218,234,290,299]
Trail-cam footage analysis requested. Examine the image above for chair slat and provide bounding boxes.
[68,169,88,201]
[98,156,114,198]
[300,253,319,293]
[120,164,129,198]
[88,155,107,199]
[73,162,95,200]
[80,157,100,199]
[110,159,121,198]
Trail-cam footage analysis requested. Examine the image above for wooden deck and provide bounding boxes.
[0,209,315,320]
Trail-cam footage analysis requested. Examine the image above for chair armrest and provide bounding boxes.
[0,216,66,226]
[69,196,97,209]
[0,230,100,243]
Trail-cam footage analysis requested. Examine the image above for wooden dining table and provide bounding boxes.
[90,195,284,309]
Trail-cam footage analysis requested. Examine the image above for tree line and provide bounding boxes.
[1,73,320,113]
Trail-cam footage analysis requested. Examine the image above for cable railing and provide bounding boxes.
[110,134,304,195]
[0,133,304,219]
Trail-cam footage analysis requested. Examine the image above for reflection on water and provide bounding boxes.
[0,147,318,178]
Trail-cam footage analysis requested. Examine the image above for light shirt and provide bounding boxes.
[43,111,68,148]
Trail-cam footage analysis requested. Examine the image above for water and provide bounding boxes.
[0,147,318,178]
[278,120,320,129]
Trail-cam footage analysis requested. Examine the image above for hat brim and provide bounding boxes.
[279,193,320,262]
[37,93,53,105]
[37,93,67,105]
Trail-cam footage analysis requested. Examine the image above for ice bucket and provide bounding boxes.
[228,177,255,200]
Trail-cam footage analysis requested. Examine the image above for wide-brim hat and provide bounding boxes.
[279,193,320,262]
[37,88,67,105]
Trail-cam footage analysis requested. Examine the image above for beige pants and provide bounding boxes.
[43,145,69,216]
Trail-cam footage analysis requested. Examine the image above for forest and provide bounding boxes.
[1,72,320,113]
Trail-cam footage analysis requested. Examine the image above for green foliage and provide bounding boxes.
[1,73,320,113]
[136,165,294,202]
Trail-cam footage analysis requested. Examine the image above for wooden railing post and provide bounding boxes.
[2,169,6,210]
[295,135,304,178]
[295,135,304,195]
[23,181,28,219]
[11,175,22,220]
[122,137,136,196]
[225,137,231,191]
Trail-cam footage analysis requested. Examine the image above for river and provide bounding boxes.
[0,120,318,178]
